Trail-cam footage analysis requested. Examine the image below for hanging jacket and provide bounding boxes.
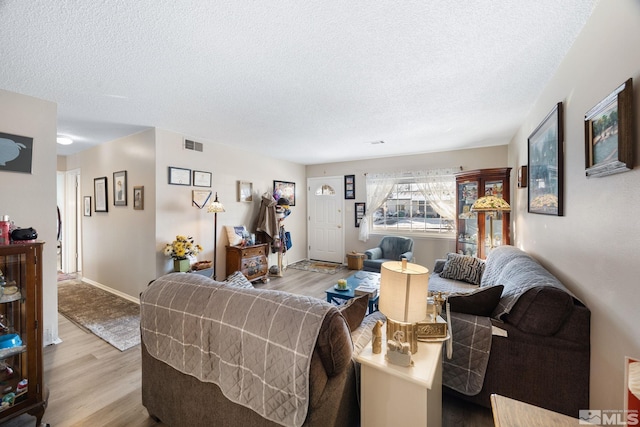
[255,192,278,242]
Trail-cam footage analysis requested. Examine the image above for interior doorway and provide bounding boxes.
[57,169,82,274]
[307,177,345,264]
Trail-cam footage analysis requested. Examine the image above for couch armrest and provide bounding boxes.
[433,259,446,274]
[400,251,413,261]
[365,247,382,260]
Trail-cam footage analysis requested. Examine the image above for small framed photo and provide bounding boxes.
[344,175,355,199]
[113,170,127,206]
[517,166,528,188]
[83,196,91,217]
[94,177,108,212]
[193,170,212,187]
[238,181,253,202]
[273,180,295,206]
[584,78,634,178]
[133,186,144,210]
[355,202,365,227]
[168,166,191,185]
[192,190,212,209]
[528,102,564,216]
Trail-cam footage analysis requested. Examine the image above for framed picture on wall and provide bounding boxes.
[344,175,355,199]
[94,177,108,212]
[584,78,633,178]
[133,186,144,210]
[238,181,253,202]
[273,180,295,206]
[355,202,365,227]
[168,166,191,185]
[113,170,127,206]
[83,196,91,217]
[528,102,564,216]
[193,170,212,187]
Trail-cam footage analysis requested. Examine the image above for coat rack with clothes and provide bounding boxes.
[273,197,292,277]
[254,192,292,277]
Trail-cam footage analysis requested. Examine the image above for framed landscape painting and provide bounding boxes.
[584,78,633,177]
[528,102,564,216]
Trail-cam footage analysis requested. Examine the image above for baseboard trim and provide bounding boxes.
[80,277,140,305]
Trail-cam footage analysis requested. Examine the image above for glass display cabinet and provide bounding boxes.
[0,242,47,425]
[455,168,511,259]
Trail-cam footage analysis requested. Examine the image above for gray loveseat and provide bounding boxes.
[428,245,590,417]
[140,272,384,427]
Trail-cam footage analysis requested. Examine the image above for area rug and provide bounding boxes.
[57,281,140,351]
[57,271,76,282]
[288,259,347,275]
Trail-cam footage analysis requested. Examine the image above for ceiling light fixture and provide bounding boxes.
[56,137,73,145]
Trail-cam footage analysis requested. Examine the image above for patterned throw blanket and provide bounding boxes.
[442,312,493,396]
[140,273,335,427]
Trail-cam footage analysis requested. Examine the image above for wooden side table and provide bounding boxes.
[356,324,443,427]
[225,243,269,283]
[490,394,594,426]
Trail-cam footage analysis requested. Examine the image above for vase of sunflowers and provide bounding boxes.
[164,235,203,272]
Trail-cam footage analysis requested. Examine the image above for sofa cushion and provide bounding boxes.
[223,270,254,288]
[440,253,485,285]
[315,309,353,377]
[448,285,504,316]
[504,286,573,336]
[338,294,369,332]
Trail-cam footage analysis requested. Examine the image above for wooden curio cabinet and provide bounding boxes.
[0,242,47,425]
[455,168,512,259]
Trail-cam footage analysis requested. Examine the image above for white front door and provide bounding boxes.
[307,177,345,264]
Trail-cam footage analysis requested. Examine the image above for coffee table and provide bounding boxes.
[325,271,380,313]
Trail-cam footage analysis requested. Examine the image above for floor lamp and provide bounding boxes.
[470,195,511,249]
[207,192,225,280]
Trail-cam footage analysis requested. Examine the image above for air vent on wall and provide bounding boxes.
[184,139,204,152]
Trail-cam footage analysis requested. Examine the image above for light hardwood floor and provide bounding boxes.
[4,267,493,427]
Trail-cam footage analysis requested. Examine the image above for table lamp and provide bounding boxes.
[207,192,225,280]
[470,195,511,249]
[379,260,429,356]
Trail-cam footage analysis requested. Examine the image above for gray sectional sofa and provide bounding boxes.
[428,245,590,417]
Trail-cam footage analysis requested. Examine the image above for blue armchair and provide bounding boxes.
[363,236,414,272]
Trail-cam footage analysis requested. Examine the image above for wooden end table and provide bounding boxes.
[356,324,443,427]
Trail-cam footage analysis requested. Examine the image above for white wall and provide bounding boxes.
[64,127,307,296]
[154,129,307,279]
[508,0,640,412]
[0,89,59,345]
[306,145,509,270]
[67,129,157,297]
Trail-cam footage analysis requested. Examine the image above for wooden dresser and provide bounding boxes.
[225,243,269,283]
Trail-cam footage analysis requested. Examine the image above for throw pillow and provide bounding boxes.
[224,271,254,289]
[439,253,485,285]
[447,285,504,317]
[338,294,369,332]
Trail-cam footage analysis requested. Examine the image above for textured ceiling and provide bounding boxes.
[0,1,598,164]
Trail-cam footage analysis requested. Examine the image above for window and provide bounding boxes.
[360,170,457,240]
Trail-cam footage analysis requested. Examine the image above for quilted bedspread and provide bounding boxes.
[442,312,493,396]
[140,273,335,427]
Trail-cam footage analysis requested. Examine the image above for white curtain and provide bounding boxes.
[358,168,457,242]
[358,173,397,242]
[412,169,457,220]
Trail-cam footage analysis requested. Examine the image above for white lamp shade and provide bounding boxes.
[379,261,429,323]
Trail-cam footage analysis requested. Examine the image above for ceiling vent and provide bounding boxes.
[184,139,203,152]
